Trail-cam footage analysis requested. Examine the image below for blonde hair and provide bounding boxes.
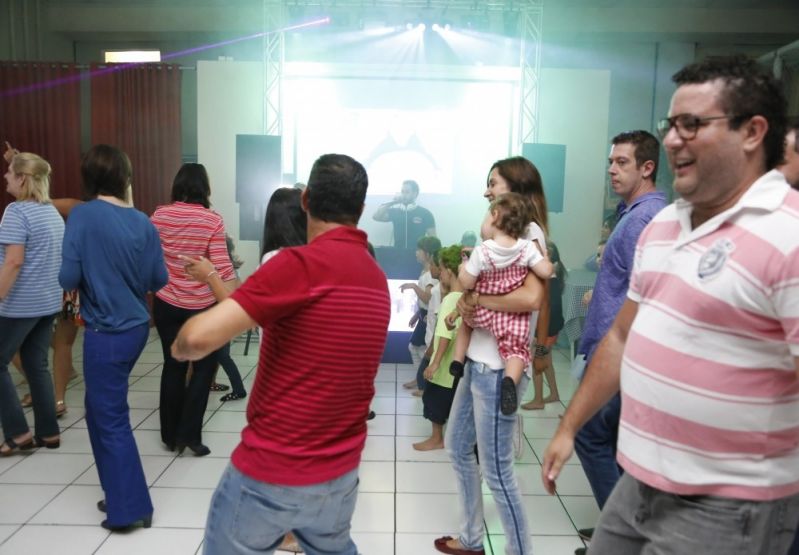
[10,152,52,203]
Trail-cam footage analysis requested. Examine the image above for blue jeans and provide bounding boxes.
[84,324,153,526]
[204,464,360,555]
[445,359,532,555]
[217,341,246,396]
[574,392,622,509]
[0,314,59,441]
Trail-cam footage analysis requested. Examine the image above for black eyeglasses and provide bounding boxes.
[656,114,749,141]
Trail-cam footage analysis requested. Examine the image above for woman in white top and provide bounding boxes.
[434,157,549,555]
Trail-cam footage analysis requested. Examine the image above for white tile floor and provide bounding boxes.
[0,332,597,554]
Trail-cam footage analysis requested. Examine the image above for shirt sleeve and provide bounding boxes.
[434,293,460,340]
[525,241,545,269]
[146,222,168,293]
[772,245,799,356]
[464,245,482,277]
[0,204,27,245]
[59,208,83,291]
[231,249,311,326]
[207,215,235,281]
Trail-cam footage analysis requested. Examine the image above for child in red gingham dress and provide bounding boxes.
[449,193,553,415]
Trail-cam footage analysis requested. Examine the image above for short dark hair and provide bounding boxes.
[81,144,132,200]
[306,154,368,225]
[672,54,787,170]
[403,180,420,196]
[171,163,211,208]
[260,187,307,258]
[490,192,534,239]
[416,235,441,256]
[489,157,548,234]
[612,130,660,182]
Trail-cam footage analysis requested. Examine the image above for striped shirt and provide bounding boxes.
[230,226,390,486]
[150,202,235,310]
[0,201,64,318]
[618,170,799,501]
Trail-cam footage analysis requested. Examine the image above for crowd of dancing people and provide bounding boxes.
[1,53,799,555]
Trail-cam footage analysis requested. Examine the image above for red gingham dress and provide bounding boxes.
[466,243,534,363]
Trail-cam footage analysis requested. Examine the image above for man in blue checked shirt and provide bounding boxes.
[572,130,667,555]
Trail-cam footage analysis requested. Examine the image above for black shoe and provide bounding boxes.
[449,360,464,378]
[575,548,586,555]
[366,410,376,421]
[101,514,152,531]
[220,392,247,402]
[577,527,594,541]
[97,499,106,513]
[500,376,518,415]
[177,443,211,457]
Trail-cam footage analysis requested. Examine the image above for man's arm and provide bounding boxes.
[541,298,638,494]
[172,298,255,361]
[372,201,398,222]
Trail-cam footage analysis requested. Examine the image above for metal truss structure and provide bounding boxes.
[261,0,544,148]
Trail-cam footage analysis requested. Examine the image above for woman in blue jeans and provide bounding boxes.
[0,150,64,455]
[435,157,549,555]
[60,144,168,530]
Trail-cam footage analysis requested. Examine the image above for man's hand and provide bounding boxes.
[423,362,437,381]
[541,428,575,495]
[400,282,415,292]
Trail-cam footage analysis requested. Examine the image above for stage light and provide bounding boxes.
[418,23,426,31]
[406,22,414,30]
[444,23,451,31]
[432,23,441,32]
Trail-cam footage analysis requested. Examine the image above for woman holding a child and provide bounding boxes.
[434,157,549,555]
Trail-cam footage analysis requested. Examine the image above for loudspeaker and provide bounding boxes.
[522,143,567,213]
[236,135,281,241]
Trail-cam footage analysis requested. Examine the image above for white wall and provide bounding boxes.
[197,60,610,278]
[197,60,264,279]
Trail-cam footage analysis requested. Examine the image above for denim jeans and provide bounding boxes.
[84,324,153,526]
[203,464,360,555]
[217,341,246,397]
[0,314,59,441]
[591,473,799,555]
[574,392,622,509]
[445,359,532,555]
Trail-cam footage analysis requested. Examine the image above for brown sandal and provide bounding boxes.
[55,400,67,418]
[0,435,35,457]
[20,394,32,408]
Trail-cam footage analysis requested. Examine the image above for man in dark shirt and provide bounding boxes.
[373,179,436,248]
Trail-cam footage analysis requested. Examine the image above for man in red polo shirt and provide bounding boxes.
[173,153,390,555]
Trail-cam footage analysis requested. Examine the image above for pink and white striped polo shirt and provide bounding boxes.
[618,170,799,501]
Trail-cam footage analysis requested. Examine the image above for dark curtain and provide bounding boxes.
[0,62,82,215]
[91,63,182,216]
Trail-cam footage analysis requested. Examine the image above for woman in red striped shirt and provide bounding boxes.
[151,164,236,456]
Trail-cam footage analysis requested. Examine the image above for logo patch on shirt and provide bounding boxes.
[697,238,735,280]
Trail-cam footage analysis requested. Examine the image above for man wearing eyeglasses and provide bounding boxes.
[779,122,799,189]
[542,54,799,554]
[570,130,666,555]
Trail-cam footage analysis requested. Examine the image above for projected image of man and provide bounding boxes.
[373,179,436,248]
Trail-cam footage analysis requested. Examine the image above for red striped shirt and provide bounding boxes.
[150,202,235,309]
[230,226,390,486]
